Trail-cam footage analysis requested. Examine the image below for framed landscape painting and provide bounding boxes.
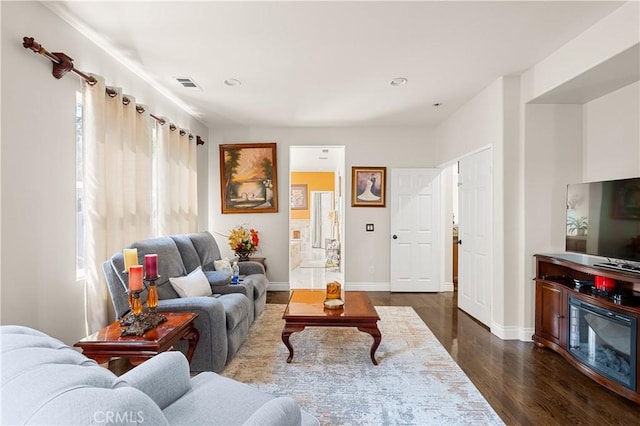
[290,184,308,210]
[351,166,386,207]
[219,142,279,214]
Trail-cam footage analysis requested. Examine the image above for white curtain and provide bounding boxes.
[82,76,154,333]
[312,192,323,248]
[157,120,198,235]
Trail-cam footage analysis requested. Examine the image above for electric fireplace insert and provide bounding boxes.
[568,295,637,390]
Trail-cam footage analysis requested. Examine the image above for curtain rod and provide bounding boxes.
[22,36,205,145]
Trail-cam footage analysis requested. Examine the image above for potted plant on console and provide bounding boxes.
[229,225,259,261]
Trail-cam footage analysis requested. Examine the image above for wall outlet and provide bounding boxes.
[369,264,375,274]
[366,224,374,232]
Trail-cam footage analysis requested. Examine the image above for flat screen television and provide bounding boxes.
[566,177,640,267]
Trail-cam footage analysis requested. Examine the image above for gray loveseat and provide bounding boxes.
[102,231,268,372]
[1,325,318,425]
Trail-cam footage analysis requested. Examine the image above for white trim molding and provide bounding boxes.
[491,322,535,341]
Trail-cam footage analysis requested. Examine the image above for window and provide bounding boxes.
[76,97,162,277]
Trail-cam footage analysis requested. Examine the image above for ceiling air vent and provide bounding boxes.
[174,77,201,90]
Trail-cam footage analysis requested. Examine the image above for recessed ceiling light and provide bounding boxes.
[389,77,408,87]
[224,78,242,87]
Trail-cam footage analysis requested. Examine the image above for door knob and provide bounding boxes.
[392,235,398,239]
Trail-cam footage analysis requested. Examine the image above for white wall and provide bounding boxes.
[434,79,503,164]
[523,104,584,324]
[521,1,639,104]
[583,81,640,182]
[207,127,435,289]
[0,2,208,344]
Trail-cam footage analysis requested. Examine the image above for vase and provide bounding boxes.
[236,250,252,261]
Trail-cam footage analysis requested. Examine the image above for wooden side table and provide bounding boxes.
[74,312,199,366]
[233,256,267,273]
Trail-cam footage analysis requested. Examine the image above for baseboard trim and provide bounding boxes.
[519,327,535,342]
[270,282,462,292]
[441,281,454,292]
[346,282,390,291]
[267,282,290,291]
[490,322,535,342]
[268,282,392,292]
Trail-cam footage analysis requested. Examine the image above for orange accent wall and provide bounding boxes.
[290,172,335,220]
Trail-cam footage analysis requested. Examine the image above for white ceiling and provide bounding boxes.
[47,1,627,128]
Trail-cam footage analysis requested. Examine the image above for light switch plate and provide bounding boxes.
[366,224,374,232]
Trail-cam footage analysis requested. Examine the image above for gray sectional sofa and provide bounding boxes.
[1,325,318,425]
[102,231,268,372]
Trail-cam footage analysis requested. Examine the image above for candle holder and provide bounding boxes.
[144,275,167,328]
[120,289,151,336]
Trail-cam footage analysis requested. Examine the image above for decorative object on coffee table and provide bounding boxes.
[324,281,344,309]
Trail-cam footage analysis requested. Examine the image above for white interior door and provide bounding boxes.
[390,168,441,292]
[458,148,492,326]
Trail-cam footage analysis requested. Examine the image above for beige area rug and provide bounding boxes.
[222,305,504,426]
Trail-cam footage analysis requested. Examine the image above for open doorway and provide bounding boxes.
[289,146,345,289]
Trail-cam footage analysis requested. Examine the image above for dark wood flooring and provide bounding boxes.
[268,291,640,425]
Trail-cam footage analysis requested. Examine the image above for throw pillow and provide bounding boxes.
[214,257,232,273]
[169,266,212,298]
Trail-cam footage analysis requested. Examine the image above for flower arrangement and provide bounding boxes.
[228,225,259,260]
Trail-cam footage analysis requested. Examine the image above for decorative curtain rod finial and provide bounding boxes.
[22,37,41,53]
[22,35,97,84]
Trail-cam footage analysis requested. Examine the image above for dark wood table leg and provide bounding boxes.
[84,354,111,365]
[183,325,200,364]
[129,356,152,366]
[358,323,382,365]
[282,323,306,363]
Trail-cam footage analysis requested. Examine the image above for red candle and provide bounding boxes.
[129,265,143,291]
[144,254,158,279]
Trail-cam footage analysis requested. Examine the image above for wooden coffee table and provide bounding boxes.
[282,290,381,365]
[74,312,199,366]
